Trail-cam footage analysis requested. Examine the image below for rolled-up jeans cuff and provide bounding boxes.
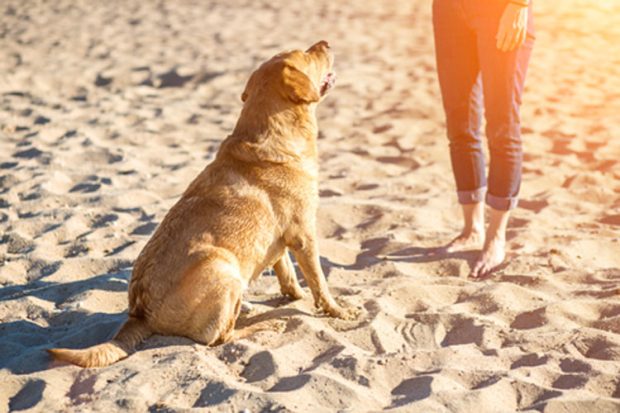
[486,193,519,211]
[457,187,486,204]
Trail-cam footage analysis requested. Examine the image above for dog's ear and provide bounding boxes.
[282,65,320,104]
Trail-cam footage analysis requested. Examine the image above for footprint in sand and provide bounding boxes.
[396,320,445,350]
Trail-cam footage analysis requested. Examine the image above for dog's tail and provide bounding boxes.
[48,317,152,368]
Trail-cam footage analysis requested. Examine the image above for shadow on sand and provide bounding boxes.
[0,268,313,376]
[0,271,133,375]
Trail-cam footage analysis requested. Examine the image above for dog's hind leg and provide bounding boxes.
[274,250,305,300]
[191,282,242,346]
[215,295,242,344]
[162,255,244,346]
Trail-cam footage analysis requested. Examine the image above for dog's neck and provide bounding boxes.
[225,101,319,165]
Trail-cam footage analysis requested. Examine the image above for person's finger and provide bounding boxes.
[511,27,525,51]
[517,28,527,49]
[500,25,514,51]
[505,27,518,52]
[503,28,513,51]
[509,28,521,51]
[497,28,508,51]
[496,21,508,50]
[495,29,502,50]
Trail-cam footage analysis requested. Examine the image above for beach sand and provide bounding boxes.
[1,0,619,411]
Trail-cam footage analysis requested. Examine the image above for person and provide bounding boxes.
[432,0,535,278]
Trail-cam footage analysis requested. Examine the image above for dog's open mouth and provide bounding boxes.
[320,72,336,96]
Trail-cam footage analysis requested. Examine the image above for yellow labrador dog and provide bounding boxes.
[49,41,351,368]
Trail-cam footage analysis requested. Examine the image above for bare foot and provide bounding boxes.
[444,202,485,253]
[470,236,506,278]
[444,229,484,253]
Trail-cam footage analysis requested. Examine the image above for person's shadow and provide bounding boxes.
[318,236,480,274]
[377,245,478,265]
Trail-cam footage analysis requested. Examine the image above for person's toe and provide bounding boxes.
[470,259,483,278]
[479,263,492,279]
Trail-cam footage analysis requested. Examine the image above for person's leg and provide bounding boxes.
[469,1,535,277]
[432,0,486,251]
[471,206,510,277]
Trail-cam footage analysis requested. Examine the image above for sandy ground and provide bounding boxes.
[1,0,619,411]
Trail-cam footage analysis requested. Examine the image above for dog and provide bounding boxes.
[48,41,352,368]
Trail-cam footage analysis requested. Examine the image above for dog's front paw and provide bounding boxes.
[240,301,254,314]
[324,304,360,320]
[281,285,305,300]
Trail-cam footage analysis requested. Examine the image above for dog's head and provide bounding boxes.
[241,41,336,106]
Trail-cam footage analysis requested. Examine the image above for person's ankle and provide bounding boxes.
[483,232,506,249]
[464,223,484,237]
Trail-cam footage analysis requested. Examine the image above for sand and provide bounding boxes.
[1,0,619,411]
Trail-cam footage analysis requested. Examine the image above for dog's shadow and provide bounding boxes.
[1,243,479,377]
[0,271,134,375]
[0,268,315,376]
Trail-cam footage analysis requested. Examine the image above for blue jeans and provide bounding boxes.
[433,0,535,210]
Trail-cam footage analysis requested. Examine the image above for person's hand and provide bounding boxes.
[496,3,529,52]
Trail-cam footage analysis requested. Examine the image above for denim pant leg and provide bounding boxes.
[469,1,535,210]
[432,0,487,205]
